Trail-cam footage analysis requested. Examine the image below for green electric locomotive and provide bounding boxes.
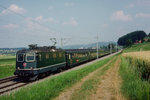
[15,44,66,80]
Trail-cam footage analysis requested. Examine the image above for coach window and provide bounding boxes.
[53,53,56,58]
[39,54,41,61]
[46,53,49,59]
[59,53,62,57]
[69,53,72,59]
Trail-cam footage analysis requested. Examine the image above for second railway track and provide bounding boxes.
[0,76,29,95]
[0,76,17,84]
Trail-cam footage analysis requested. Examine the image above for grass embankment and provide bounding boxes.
[0,55,114,100]
[0,55,16,78]
[123,42,150,53]
[120,57,150,100]
[120,43,150,100]
[70,56,117,100]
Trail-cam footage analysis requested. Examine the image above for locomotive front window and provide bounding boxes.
[17,53,24,62]
[26,53,35,62]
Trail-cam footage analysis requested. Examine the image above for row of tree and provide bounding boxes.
[117,30,149,46]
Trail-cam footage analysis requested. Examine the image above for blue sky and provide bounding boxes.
[0,0,150,48]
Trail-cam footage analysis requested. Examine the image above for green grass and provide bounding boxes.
[0,55,114,100]
[123,42,150,53]
[70,56,117,100]
[0,56,16,78]
[0,55,15,59]
[119,56,150,100]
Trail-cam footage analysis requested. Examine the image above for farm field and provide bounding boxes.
[0,55,16,78]
[123,42,150,53]
[120,43,150,100]
[122,51,150,62]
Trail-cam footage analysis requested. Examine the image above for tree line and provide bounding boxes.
[117,30,149,46]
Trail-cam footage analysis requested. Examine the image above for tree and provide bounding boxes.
[108,43,115,49]
[126,39,133,47]
[117,30,147,46]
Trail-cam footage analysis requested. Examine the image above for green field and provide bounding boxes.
[0,55,16,78]
[123,42,150,53]
[120,43,150,100]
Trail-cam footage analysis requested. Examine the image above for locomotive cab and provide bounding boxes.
[17,52,36,69]
[14,51,38,79]
[14,46,66,80]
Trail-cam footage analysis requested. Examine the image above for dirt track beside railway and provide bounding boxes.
[53,56,114,100]
[88,56,127,100]
[53,55,127,100]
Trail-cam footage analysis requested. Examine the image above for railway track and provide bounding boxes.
[0,76,17,84]
[0,76,29,95]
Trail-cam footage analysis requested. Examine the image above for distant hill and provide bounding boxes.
[0,48,26,55]
[0,48,26,50]
[62,42,117,49]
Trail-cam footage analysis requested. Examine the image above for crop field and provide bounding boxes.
[120,56,150,100]
[0,55,16,78]
[122,51,150,60]
[122,51,150,80]
[121,46,150,100]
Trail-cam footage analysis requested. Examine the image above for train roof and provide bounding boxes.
[65,49,97,53]
[17,45,64,53]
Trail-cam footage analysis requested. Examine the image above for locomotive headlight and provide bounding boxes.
[17,67,20,69]
[30,67,33,70]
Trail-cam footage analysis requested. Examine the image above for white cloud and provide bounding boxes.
[25,17,49,32]
[64,2,74,6]
[24,16,60,34]
[136,13,150,18]
[111,10,132,21]
[2,24,19,29]
[62,18,78,26]
[46,17,59,23]
[125,4,135,8]
[0,4,25,15]
[35,16,43,21]
[31,16,59,23]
